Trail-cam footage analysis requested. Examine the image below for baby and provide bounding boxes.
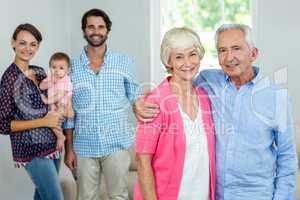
[40,52,74,150]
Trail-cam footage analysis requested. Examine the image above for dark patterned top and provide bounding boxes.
[0,63,58,166]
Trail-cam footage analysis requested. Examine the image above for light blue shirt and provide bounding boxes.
[194,67,298,200]
[64,47,141,157]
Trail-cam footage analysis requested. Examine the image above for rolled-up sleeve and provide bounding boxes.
[135,98,163,154]
[63,116,75,129]
[273,94,298,199]
[34,66,47,82]
[0,72,14,135]
[124,58,142,104]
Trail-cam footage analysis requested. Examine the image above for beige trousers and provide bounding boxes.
[76,149,131,200]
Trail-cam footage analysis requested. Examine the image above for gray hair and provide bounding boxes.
[160,27,205,72]
[215,24,255,48]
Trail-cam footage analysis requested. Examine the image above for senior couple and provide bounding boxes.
[133,25,298,200]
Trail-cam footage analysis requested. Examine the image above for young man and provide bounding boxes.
[136,24,298,199]
[64,9,141,200]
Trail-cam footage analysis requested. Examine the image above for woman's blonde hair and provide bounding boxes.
[160,27,205,73]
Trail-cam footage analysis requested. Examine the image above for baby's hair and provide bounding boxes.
[49,52,70,67]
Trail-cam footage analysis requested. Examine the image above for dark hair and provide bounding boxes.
[12,23,42,43]
[81,8,112,32]
[49,52,70,67]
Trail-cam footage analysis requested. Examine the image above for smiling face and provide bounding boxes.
[217,29,258,83]
[49,59,69,80]
[168,46,201,82]
[83,16,108,47]
[11,30,39,63]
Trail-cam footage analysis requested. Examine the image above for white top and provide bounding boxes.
[177,104,210,200]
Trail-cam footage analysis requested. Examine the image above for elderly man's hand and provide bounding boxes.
[133,94,160,122]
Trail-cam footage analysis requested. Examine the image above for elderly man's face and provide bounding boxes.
[217,29,257,83]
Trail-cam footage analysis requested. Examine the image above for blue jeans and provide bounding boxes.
[25,158,63,200]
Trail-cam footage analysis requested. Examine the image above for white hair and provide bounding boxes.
[215,24,255,48]
[160,27,205,71]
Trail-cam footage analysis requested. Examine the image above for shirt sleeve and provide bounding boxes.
[273,93,298,199]
[63,117,75,129]
[0,71,15,135]
[40,76,51,90]
[33,66,48,96]
[40,76,50,84]
[34,66,47,82]
[124,58,143,104]
[193,71,206,87]
[135,97,163,154]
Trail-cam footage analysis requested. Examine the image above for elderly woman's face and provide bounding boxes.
[168,46,200,81]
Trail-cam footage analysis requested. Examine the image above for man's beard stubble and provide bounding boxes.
[84,34,108,47]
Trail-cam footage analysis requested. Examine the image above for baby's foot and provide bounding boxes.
[56,135,66,151]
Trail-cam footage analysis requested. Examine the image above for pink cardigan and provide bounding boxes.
[134,77,216,200]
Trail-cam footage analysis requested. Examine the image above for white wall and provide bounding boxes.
[68,0,151,84]
[0,1,151,199]
[253,0,300,121]
[0,0,69,74]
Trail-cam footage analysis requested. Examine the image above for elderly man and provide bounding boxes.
[135,24,298,200]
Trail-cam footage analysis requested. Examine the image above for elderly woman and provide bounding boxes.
[0,23,64,200]
[134,27,216,200]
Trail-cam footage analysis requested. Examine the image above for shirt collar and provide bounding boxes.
[250,66,261,84]
[80,45,111,67]
[224,66,261,86]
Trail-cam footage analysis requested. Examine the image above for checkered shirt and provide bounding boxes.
[64,47,141,157]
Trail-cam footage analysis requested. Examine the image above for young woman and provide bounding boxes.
[134,27,215,200]
[0,23,64,200]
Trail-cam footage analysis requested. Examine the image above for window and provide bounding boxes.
[161,0,251,68]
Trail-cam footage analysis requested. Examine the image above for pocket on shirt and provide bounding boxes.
[72,86,94,113]
[101,70,125,98]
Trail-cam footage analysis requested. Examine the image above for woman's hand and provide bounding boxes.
[43,111,64,128]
